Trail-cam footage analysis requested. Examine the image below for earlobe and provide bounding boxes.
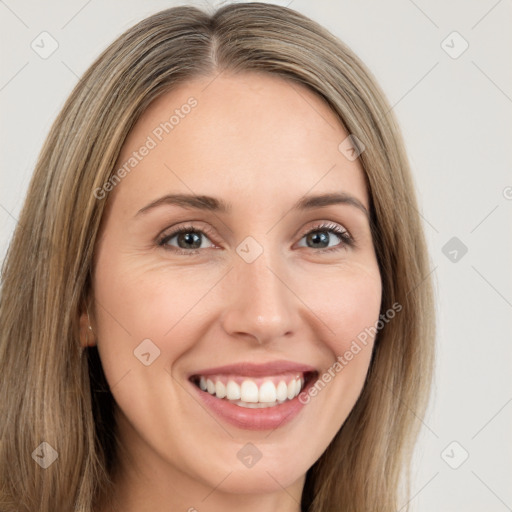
[79,310,96,347]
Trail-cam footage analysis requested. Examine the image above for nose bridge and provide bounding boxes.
[221,240,295,343]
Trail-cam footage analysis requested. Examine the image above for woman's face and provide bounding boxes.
[87,72,382,505]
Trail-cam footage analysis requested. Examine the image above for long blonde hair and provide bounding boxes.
[0,3,435,511]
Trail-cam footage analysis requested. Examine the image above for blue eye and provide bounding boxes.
[297,222,353,252]
[158,224,215,255]
[158,221,353,256]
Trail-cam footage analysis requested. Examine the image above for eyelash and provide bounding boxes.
[157,222,354,256]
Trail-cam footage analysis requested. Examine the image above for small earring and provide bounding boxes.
[85,304,96,345]
[87,325,93,345]
[86,304,95,333]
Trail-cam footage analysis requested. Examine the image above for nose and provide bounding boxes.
[220,248,297,346]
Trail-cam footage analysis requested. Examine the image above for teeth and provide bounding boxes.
[287,379,297,400]
[276,380,288,401]
[197,375,304,406]
[241,380,259,402]
[259,381,277,403]
[215,381,226,399]
[226,380,241,400]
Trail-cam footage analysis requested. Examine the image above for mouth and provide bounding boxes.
[189,371,318,408]
[187,361,319,431]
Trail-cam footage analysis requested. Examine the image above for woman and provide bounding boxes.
[0,3,435,511]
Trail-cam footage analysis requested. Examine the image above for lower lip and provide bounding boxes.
[190,377,314,431]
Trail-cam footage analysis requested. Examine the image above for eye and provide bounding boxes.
[296,222,353,252]
[157,224,216,256]
[157,221,353,256]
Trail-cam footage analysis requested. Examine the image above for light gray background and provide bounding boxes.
[1,1,511,510]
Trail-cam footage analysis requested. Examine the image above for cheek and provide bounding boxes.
[93,245,208,345]
[91,245,226,408]
[299,262,382,357]
[296,265,382,426]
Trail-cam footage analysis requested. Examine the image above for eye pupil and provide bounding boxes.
[308,231,329,248]
[178,231,201,249]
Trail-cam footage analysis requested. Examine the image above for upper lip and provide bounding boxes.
[189,360,318,378]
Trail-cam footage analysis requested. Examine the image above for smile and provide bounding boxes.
[188,362,319,430]
[191,372,313,408]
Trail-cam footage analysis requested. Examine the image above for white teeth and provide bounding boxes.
[197,375,305,406]
[258,381,277,403]
[215,380,226,399]
[226,380,241,400]
[297,378,302,395]
[206,379,215,394]
[240,380,259,403]
[276,380,288,401]
[287,379,297,400]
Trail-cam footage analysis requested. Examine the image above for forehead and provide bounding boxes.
[110,71,369,213]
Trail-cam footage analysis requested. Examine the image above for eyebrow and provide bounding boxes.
[136,192,369,218]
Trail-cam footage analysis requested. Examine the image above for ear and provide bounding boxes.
[79,309,96,347]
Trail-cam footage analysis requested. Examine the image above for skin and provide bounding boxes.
[80,71,382,512]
